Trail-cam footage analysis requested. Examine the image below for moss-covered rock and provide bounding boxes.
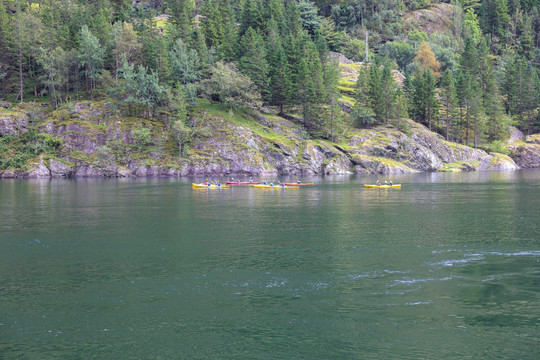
[479,153,519,170]
[2,99,532,179]
[508,141,540,168]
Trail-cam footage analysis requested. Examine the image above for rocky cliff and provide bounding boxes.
[1,101,530,179]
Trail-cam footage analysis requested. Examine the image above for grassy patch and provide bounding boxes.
[0,131,62,170]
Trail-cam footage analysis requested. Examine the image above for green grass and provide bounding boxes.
[0,131,62,170]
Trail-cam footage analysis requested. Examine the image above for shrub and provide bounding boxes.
[486,140,510,155]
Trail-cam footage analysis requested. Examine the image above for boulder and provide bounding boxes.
[505,126,525,144]
[478,153,519,171]
[27,157,51,178]
[508,142,540,168]
[48,159,73,177]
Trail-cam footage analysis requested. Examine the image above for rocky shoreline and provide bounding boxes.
[1,101,539,179]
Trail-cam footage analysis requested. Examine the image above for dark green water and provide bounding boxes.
[1,171,539,359]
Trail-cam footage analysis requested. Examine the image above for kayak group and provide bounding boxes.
[193,177,401,189]
[192,177,314,189]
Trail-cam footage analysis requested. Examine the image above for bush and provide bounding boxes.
[132,127,152,146]
[0,131,63,170]
[486,140,510,155]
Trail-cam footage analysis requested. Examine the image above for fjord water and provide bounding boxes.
[1,171,539,359]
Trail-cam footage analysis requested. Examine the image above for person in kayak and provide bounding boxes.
[263,180,267,185]
[249,177,253,183]
[389,181,393,185]
[376,180,381,186]
[281,182,286,187]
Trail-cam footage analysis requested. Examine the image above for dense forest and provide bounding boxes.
[0,0,539,152]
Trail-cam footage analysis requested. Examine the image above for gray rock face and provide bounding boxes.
[0,112,28,136]
[508,142,540,168]
[3,102,535,179]
[478,153,519,170]
[505,126,525,144]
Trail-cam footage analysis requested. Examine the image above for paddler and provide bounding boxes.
[389,180,393,185]
[376,179,381,186]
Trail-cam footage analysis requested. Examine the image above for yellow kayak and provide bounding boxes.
[250,184,299,189]
[364,184,401,188]
[192,183,230,189]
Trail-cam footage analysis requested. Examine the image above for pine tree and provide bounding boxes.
[239,27,269,100]
[439,69,458,141]
[188,27,209,71]
[323,57,341,142]
[352,64,376,127]
[297,41,325,132]
[169,38,200,85]
[380,66,399,124]
[410,70,438,131]
[267,0,285,21]
[166,0,195,38]
[0,1,13,97]
[239,0,265,37]
[367,61,383,123]
[266,19,290,114]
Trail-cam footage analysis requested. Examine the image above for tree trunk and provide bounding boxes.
[473,116,477,148]
[465,105,470,146]
[445,101,449,141]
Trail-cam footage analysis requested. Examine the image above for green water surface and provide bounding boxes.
[1,171,539,359]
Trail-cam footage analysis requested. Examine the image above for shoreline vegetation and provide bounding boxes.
[0,1,539,178]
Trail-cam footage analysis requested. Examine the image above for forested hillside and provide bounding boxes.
[0,0,539,173]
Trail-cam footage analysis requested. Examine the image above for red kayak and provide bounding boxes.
[225,181,260,185]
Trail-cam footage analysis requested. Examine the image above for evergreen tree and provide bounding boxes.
[297,0,322,34]
[166,0,195,38]
[297,41,325,132]
[239,0,265,37]
[0,1,13,97]
[239,27,269,100]
[410,70,438,131]
[439,69,458,141]
[352,64,376,127]
[266,19,290,114]
[367,60,400,124]
[169,38,200,85]
[267,0,285,21]
[379,65,399,124]
[367,61,383,123]
[188,27,209,71]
